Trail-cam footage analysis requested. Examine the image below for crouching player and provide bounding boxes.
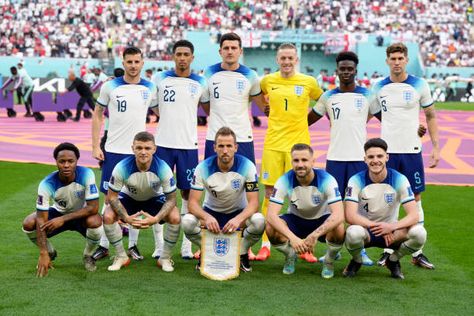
[22,143,102,277]
[182,127,265,272]
[103,132,180,272]
[343,138,427,279]
[266,144,345,278]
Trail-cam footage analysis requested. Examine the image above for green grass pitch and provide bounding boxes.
[0,161,472,315]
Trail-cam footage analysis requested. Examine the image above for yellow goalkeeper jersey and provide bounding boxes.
[261,71,323,151]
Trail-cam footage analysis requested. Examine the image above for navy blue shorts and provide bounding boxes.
[366,229,400,250]
[119,193,165,220]
[387,152,425,193]
[326,160,367,198]
[280,213,329,241]
[204,139,255,164]
[100,151,133,193]
[203,206,243,228]
[43,207,88,238]
[155,147,198,190]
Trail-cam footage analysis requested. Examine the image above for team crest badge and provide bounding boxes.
[384,193,395,205]
[294,85,303,96]
[151,181,159,191]
[312,195,321,204]
[354,98,364,111]
[141,90,150,100]
[236,80,245,94]
[231,179,241,190]
[189,84,198,97]
[213,237,230,256]
[75,190,85,199]
[403,90,412,102]
[90,184,98,194]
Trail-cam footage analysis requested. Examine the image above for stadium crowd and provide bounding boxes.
[1,0,473,67]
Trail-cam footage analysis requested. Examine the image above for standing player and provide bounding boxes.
[266,144,345,278]
[372,43,439,269]
[22,143,102,277]
[103,132,180,272]
[182,127,265,272]
[153,40,208,259]
[257,43,323,262]
[308,51,377,265]
[91,46,158,262]
[343,138,427,279]
[201,32,265,163]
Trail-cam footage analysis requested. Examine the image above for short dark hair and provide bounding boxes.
[386,43,408,57]
[10,66,17,74]
[113,68,124,77]
[215,126,236,143]
[336,51,359,65]
[134,131,155,143]
[54,142,80,160]
[173,40,194,53]
[123,46,143,58]
[291,143,314,155]
[220,32,241,48]
[364,138,388,152]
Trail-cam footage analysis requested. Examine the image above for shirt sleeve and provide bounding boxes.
[260,75,268,95]
[344,175,362,203]
[244,161,259,192]
[249,71,262,97]
[269,175,288,205]
[199,78,209,103]
[149,85,158,108]
[96,82,110,107]
[84,168,99,201]
[396,174,416,204]
[419,78,434,108]
[312,94,327,116]
[309,77,323,101]
[190,164,205,191]
[158,161,177,194]
[367,91,379,115]
[36,179,53,211]
[323,173,342,204]
[108,163,125,192]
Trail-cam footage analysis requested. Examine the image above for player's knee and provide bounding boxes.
[247,213,265,234]
[102,208,117,225]
[327,223,345,243]
[181,213,199,234]
[407,224,427,247]
[167,207,181,225]
[345,225,366,245]
[22,213,37,231]
[86,214,102,228]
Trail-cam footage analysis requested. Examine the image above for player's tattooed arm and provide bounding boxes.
[36,211,52,277]
[109,198,130,223]
[154,191,177,224]
[305,201,344,247]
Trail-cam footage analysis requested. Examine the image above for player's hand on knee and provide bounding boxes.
[303,236,317,252]
[369,222,394,237]
[204,216,220,234]
[40,217,65,233]
[383,233,395,247]
[290,237,308,254]
[222,218,240,234]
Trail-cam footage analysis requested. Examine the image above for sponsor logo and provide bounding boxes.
[380,95,387,99]
[331,102,340,106]
[90,184,98,194]
[212,82,220,85]
[271,87,279,90]
[115,95,124,98]
[213,237,230,256]
[334,188,341,197]
[165,85,173,88]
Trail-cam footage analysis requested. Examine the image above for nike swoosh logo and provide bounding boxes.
[212,82,220,85]
[361,197,369,201]
[208,185,217,189]
[332,102,340,106]
[380,95,387,99]
[116,95,124,98]
[271,87,279,90]
[290,199,298,203]
[415,185,423,189]
[165,85,173,88]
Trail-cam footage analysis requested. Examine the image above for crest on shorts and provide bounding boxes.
[189,83,198,97]
[384,193,395,205]
[236,80,245,94]
[141,90,150,100]
[354,98,364,111]
[403,90,412,102]
[213,237,230,256]
[231,179,241,190]
[294,85,303,96]
[312,195,321,204]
